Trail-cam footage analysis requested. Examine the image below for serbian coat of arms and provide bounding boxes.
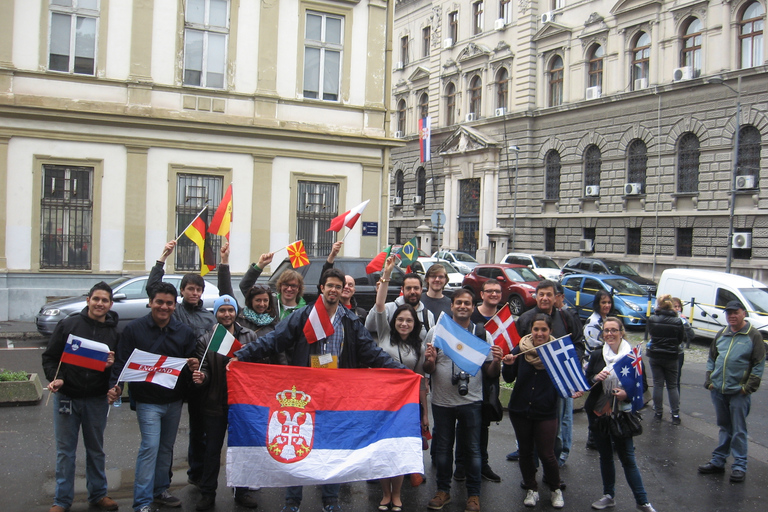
[267,386,314,463]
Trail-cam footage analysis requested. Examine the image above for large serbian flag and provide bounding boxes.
[226,362,423,487]
[209,184,233,240]
[485,304,521,356]
[116,349,188,390]
[61,334,110,371]
[326,199,370,232]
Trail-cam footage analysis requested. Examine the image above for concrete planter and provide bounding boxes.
[0,373,43,405]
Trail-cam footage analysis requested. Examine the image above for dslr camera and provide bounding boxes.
[452,371,470,396]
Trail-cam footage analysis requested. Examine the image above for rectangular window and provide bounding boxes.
[49,0,99,75]
[183,0,229,89]
[677,227,693,257]
[473,2,484,35]
[449,11,459,42]
[297,181,339,257]
[584,227,596,246]
[423,27,431,58]
[500,0,512,24]
[627,228,641,255]
[545,227,556,252]
[40,164,93,269]
[175,174,224,272]
[400,36,409,65]
[304,12,343,101]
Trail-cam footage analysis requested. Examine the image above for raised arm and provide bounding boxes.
[148,240,176,296]
[375,255,396,313]
[217,243,235,297]
[239,252,273,296]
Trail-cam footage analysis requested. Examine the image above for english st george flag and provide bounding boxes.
[116,349,188,390]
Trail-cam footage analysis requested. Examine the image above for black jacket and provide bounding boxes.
[42,307,119,399]
[148,261,215,338]
[502,340,560,421]
[516,306,586,361]
[647,309,685,359]
[584,348,648,424]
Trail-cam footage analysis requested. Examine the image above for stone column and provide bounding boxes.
[487,227,510,264]
[249,155,274,267]
[123,145,149,271]
[415,224,433,254]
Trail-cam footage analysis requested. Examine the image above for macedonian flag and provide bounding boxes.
[287,240,309,268]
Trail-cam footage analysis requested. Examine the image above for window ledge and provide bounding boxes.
[542,198,559,204]
[670,192,698,198]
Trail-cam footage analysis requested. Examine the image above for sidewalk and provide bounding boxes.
[0,320,44,339]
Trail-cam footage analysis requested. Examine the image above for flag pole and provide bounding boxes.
[339,228,353,243]
[45,360,63,406]
[515,334,571,356]
[174,205,209,243]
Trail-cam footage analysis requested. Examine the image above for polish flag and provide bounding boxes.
[326,200,370,232]
[485,304,521,356]
[303,296,335,344]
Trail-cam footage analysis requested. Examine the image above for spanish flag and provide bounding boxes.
[184,212,216,276]
[209,184,233,240]
[287,240,309,268]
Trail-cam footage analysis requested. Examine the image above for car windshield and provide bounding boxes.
[452,252,478,263]
[532,256,559,269]
[740,288,768,315]
[603,278,645,296]
[604,261,640,276]
[108,276,132,288]
[504,267,541,283]
[423,260,460,274]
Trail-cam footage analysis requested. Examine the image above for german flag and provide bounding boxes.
[184,212,216,276]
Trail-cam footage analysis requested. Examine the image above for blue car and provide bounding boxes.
[561,274,652,328]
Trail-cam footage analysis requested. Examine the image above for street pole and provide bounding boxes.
[509,145,520,251]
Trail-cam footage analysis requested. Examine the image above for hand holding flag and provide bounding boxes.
[485,304,520,356]
[303,295,334,344]
[613,345,645,412]
[431,314,491,376]
[61,334,112,372]
[116,349,189,390]
[286,240,309,268]
[535,335,590,398]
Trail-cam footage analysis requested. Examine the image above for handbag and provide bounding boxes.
[596,396,643,438]
[482,375,504,423]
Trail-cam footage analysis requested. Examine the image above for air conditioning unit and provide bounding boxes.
[494,18,506,31]
[586,86,602,100]
[732,232,752,249]
[585,185,600,197]
[625,183,642,195]
[392,196,403,206]
[443,38,454,49]
[394,130,404,138]
[413,195,423,204]
[579,239,594,252]
[465,113,477,122]
[541,11,554,24]
[395,61,404,70]
[494,107,506,116]
[673,66,693,82]
[736,175,756,189]
[634,78,648,90]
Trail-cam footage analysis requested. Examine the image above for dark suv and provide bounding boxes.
[266,257,406,312]
[560,257,657,296]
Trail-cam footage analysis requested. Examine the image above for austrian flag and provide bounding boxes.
[116,349,188,390]
[303,296,334,344]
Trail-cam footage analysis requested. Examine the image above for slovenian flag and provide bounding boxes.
[226,362,424,487]
[432,314,491,377]
[61,334,110,371]
[208,324,243,357]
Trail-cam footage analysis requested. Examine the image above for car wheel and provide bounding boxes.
[508,295,525,316]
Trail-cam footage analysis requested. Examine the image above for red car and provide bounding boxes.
[462,264,542,315]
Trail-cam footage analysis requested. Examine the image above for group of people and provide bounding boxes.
[41,241,765,512]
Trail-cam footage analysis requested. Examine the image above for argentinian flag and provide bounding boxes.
[432,314,491,376]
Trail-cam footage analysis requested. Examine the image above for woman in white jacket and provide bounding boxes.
[583,290,615,358]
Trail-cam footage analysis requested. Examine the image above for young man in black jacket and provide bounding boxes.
[42,281,120,512]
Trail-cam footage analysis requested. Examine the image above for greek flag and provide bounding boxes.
[432,314,491,377]
[536,335,590,398]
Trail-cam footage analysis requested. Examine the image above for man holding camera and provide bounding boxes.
[423,290,503,512]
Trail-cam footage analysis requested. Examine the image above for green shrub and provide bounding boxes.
[0,370,29,382]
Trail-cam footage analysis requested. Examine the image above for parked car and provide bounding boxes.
[35,275,220,336]
[500,253,561,281]
[411,258,464,294]
[266,257,406,312]
[560,274,650,328]
[431,250,479,274]
[462,264,541,315]
[657,269,768,343]
[560,257,657,295]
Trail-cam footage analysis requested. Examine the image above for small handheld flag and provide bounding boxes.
[366,246,392,274]
[61,334,110,371]
[117,349,188,390]
[303,296,334,344]
[209,184,233,240]
[397,237,419,267]
[614,345,645,412]
[286,240,309,268]
[536,335,590,398]
[327,199,370,232]
[208,324,243,358]
[485,304,520,356]
[432,314,491,376]
[183,210,216,276]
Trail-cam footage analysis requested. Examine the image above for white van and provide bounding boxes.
[657,269,768,340]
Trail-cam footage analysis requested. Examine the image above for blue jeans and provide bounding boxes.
[133,400,183,510]
[432,403,483,496]
[555,397,573,462]
[52,393,109,508]
[285,484,341,505]
[595,432,648,505]
[710,389,751,471]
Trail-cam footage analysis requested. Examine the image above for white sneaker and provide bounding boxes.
[551,489,564,509]
[592,494,616,509]
[524,490,539,507]
[637,504,657,512]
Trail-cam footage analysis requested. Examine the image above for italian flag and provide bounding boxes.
[208,324,242,357]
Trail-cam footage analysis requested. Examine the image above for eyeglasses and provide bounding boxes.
[483,290,501,295]
[603,328,621,334]
[282,283,299,290]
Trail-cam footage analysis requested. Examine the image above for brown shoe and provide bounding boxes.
[91,496,118,511]
[465,495,480,512]
[50,506,68,512]
[427,491,451,510]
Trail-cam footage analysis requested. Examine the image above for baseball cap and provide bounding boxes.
[724,300,745,312]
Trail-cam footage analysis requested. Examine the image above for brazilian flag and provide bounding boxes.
[398,237,419,267]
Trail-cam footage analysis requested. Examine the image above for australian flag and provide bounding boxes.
[614,345,645,412]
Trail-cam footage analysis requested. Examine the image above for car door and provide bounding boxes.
[562,276,586,319]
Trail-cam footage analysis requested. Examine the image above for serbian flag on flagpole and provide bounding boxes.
[286,240,309,268]
[419,116,431,162]
[209,184,233,240]
[485,304,521,356]
[303,296,334,344]
[326,199,370,232]
[61,334,110,371]
[208,324,243,357]
[116,349,188,390]
[226,362,424,487]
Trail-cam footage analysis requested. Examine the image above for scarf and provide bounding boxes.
[601,339,632,394]
[242,307,275,326]
[518,333,554,370]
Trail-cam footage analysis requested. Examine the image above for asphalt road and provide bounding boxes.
[2,337,768,512]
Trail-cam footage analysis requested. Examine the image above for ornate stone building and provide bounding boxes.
[390,0,767,281]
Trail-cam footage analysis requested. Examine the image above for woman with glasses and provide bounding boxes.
[585,318,656,512]
[238,249,306,320]
[647,294,685,425]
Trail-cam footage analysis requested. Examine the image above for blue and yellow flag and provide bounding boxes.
[397,237,419,267]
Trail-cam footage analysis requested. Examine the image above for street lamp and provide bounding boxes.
[509,145,520,251]
[707,76,741,273]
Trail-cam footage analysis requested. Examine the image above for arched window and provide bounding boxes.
[588,45,604,90]
[495,67,509,111]
[632,32,651,88]
[584,145,602,188]
[395,170,404,202]
[549,56,563,106]
[740,2,764,69]
[416,167,427,204]
[682,18,703,76]
[469,75,482,116]
[396,99,406,134]
[545,150,561,200]
[445,82,456,125]
[738,125,762,180]
[419,93,429,119]
[627,139,647,190]
[677,132,700,193]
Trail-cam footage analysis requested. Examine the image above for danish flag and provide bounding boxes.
[303,296,335,344]
[485,304,521,356]
[116,349,188,390]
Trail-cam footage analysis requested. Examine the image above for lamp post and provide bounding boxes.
[509,145,520,251]
[707,76,741,273]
